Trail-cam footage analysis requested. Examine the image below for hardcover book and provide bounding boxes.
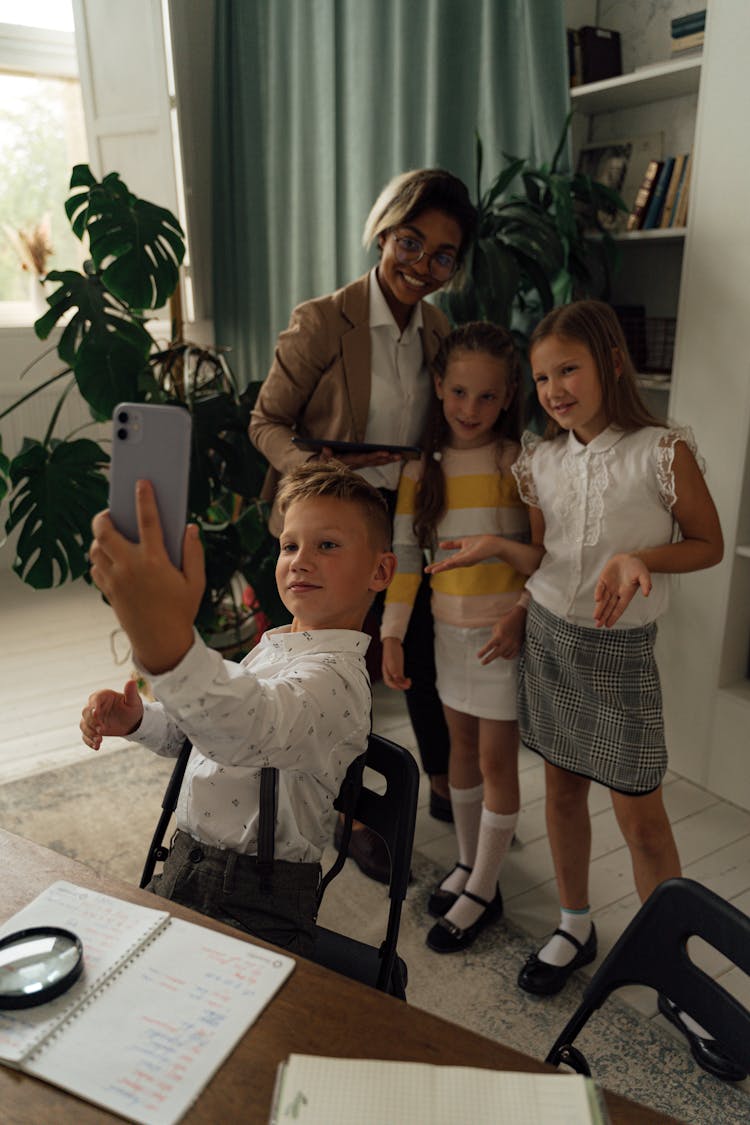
[626,159,663,230]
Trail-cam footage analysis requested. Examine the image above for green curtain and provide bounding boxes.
[213,0,568,387]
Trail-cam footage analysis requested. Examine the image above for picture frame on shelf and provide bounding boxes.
[577,132,664,231]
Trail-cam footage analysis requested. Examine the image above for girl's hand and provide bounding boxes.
[80,680,144,750]
[477,605,527,664]
[381,636,411,691]
[594,553,652,628]
[425,534,502,575]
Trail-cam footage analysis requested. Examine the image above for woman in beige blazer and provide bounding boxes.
[250,169,477,881]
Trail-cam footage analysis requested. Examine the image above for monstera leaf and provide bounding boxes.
[65,165,185,309]
[35,269,151,418]
[0,434,9,506]
[6,438,109,587]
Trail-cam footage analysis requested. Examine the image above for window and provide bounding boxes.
[0,1,88,324]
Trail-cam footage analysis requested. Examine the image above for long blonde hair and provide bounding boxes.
[529,300,664,439]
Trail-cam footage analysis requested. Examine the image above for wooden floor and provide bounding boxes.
[1,566,749,1071]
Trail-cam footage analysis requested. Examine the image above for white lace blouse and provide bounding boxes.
[512,424,699,629]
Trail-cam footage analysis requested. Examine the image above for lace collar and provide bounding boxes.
[566,425,625,456]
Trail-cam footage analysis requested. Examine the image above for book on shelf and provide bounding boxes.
[626,159,663,230]
[659,153,688,227]
[0,881,295,1125]
[671,10,706,37]
[270,1054,613,1125]
[642,157,675,228]
[671,30,705,52]
[673,152,693,227]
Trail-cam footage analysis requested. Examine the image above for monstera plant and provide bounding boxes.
[0,164,283,642]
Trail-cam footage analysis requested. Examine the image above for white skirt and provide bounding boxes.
[435,620,518,721]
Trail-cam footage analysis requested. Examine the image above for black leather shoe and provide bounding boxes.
[427,862,472,918]
[517,925,597,996]
[333,820,390,885]
[429,789,454,823]
[657,994,747,1082]
[426,887,503,953]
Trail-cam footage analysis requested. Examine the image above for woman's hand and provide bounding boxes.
[424,534,502,575]
[318,447,403,470]
[594,553,652,628]
[382,636,411,691]
[80,680,144,750]
[477,606,527,664]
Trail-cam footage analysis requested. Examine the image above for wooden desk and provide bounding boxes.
[0,830,679,1125]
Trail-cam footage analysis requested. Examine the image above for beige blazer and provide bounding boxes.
[249,272,449,534]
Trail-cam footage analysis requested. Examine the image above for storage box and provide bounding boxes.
[578,25,622,84]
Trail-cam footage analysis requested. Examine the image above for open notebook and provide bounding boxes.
[271,1055,612,1124]
[0,881,295,1125]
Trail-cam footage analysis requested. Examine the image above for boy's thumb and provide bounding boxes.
[123,679,140,706]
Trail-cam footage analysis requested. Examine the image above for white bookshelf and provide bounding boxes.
[570,56,702,113]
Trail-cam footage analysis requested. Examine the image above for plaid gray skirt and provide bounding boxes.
[519,600,667,795]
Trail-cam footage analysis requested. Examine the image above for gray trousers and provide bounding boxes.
[147,829,321,957]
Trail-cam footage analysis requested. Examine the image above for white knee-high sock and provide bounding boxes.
[439,783,484,896]
[443,807,517,931]
[538,907,592,966]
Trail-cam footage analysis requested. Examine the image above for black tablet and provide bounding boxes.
[292,437,421,460]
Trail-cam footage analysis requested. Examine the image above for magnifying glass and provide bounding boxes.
[0,927,84,1009]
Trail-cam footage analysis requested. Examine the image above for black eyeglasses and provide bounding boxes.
[391,232,458,282]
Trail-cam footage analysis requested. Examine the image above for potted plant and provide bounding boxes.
[0,164,284,647]
[441,115,626,340]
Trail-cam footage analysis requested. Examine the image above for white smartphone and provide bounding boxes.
[108,403,192,568]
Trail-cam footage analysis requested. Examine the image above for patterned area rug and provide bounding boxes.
[1,746,748,1124]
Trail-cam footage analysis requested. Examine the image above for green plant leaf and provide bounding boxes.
[35,270,151,417]
[65,166,185,310]
[473,238,519,326]
[6,438,109,588]
[0,434,9,505]
[484,158,526,208]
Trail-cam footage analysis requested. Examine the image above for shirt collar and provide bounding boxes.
[368,266,423,340]
[566,425,625,456]
[262,625,371,656]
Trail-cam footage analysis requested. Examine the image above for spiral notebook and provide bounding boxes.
[0,881,295,1124]
[271,1055,612,1124]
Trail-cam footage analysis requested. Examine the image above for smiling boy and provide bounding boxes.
[80,462,395,955]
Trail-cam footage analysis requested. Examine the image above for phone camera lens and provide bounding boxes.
[117,428,128,441]
[117,411,129,424]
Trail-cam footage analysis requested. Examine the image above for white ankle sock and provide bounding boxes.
[443,807,517,932]
[439,783,484,896]
[538,907,592,967]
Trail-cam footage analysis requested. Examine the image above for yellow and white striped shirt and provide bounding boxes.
[381,442,529,641]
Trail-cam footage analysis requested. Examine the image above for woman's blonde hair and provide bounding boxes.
[529,299,664,439]
[362,168,477,262]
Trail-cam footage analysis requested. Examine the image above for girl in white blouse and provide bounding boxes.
[426,302,741,1081]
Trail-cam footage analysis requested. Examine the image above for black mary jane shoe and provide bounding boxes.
[429,789,454,823]
[657,994,747,1082]
[427,862,472,918]
[426,887,503,953]
[517,925,597,996]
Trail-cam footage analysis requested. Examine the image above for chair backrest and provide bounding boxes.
[548,877,750,1072]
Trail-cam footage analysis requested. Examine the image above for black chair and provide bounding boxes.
[546,877,750,1077]
[139,732,419,1000]
[310,732,419,1000]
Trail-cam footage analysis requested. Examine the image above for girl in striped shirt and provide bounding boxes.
[381,322,542,953]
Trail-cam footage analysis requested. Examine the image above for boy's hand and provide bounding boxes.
[81,680,144,750]
[424,534,500,575]
[594,553,652,628]
[89,480,205,674]
[381,636,411,691]
[477,605,527,665]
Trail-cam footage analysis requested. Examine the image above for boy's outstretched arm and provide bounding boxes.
[80,679,144,750]
[90,479,205,674]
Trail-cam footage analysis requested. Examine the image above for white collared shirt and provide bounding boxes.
[513,425,698,628]
[128,626,371,862]
[359,266,432,491]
